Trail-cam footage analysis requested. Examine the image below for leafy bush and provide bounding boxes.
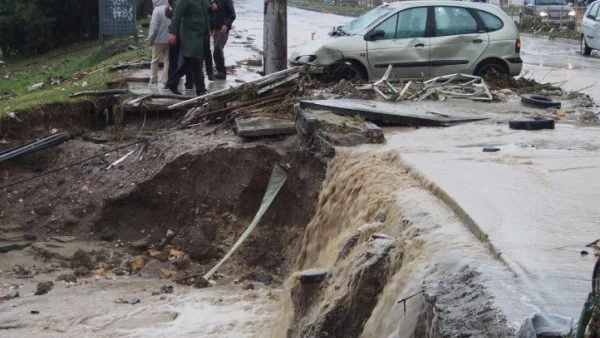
[0,0,99,57]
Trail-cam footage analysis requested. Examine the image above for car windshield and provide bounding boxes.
[341,6,395,35]
[536,0,567,5]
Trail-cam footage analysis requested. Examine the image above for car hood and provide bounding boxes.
[290,35,349,59]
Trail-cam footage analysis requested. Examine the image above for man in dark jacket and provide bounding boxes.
[210,0,236,80]
[166,0,215,96]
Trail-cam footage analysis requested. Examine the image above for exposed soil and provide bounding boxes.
[0,102,327,280]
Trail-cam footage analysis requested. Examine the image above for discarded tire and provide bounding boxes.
[508,117,555,130]
[521,94,561,109]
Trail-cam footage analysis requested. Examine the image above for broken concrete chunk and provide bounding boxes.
[299,99,488,127]
[159,268,177,279]
[34,281,54,296]
[169,249,185,258]
[298,269,328,284]
[295,108,317,136]
[235,117,297,138]
[138,260,176,279]
[166,229,176,238]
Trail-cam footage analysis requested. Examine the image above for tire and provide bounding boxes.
[475,62,507,78]
[582,35,592,56]
[508,117,555,130]
[339,62,366,82]
[521,94,562,109]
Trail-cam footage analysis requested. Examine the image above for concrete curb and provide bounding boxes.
[520,32,579,46]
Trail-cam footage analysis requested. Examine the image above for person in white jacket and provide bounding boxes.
[148,0,171,86]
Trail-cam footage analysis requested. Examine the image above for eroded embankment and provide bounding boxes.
[94,145,327,275]
[275,149,516,338]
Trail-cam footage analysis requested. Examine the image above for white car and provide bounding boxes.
[289,1,523,81]
[581,0,600,56]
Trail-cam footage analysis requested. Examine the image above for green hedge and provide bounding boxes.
[0,0,100,57]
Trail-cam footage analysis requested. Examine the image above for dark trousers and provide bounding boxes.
[167,41,180,78]
[204,37,214,76]
[167,57,206,95]
[213,30,229,74]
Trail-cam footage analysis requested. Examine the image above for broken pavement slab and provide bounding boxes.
[234,117,297,138]
[299,99,489,127]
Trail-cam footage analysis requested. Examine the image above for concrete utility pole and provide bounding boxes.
[263,0,288,75]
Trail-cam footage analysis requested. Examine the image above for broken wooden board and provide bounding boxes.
[299,99,489,127]
[234,117,297,138]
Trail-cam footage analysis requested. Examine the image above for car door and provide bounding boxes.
[366,7,430,80]
[429,6,490,77]
[583,3,600,48]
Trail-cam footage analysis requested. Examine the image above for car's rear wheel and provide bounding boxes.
[581,35,592,56]
[475,61,508,78]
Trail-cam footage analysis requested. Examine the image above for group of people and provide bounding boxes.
[147,0,236,96]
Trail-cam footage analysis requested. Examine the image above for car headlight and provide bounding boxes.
[538,11,548,17]
[296,55,316,64]
[568,10,576,16]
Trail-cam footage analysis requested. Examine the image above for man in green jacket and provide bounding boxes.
[166,0,214,96]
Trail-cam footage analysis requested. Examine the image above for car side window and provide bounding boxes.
[589,3,600,19]
[396,7,428,39]
[434,7,478,37]
[375,14,399,40]
[476,10,504,31]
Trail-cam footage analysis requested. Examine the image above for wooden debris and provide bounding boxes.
[70,89,128,98]
[109,61,152,72]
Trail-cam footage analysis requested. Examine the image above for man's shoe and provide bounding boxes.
[207,72,215,81]
[167,83,182,95]
[196,88,208,96]
[215,72,226,80]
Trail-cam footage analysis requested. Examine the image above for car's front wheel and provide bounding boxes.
[581,35,592,56]
[474,60,508,78]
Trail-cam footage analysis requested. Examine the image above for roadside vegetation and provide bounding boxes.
[0,21,150,115]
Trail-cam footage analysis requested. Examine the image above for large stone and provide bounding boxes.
[130,237,150,250]
[34,281,54,296]
[71,249,94,269]
[138,260,176,279]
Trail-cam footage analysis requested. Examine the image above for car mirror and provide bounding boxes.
[365,29,386,41]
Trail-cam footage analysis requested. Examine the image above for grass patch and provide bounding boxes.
[0,23,151,115]
[288,0,368,17]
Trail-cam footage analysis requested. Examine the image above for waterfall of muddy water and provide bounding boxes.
[274,148,520,337]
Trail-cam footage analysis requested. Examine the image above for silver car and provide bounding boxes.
[289,1,523,81]
[520,0,576,28]
[581,0,600,56]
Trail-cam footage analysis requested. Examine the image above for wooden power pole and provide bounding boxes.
[263,0,288,75]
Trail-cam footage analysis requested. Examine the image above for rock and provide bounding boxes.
[581,250,589,255]
[56,273,77,283]
[1,290,19,300]
[193,277,210,289]
[169,249,185,258]
[71,249,94,269]
[162,245,173,253]
[130,238,150,250]
[34,204,54,216]
[166,230,176,238]
[138,260,176,279]
[249,269,273,284]
[130,256,145,271]
[173,257,191,270]
[74,266,90,277]
[31,310,40,314]
[100,228,117,241]
[113,266,128,276]
[159,268,177,279]
[298,269,328,284]
[91,268,106,276]
[155,252,170,262]
[243,283,255,290]
[34,281,54,296]
[51,236,77,243]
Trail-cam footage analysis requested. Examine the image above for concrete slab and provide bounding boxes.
[235,117,297,138]
[299,99,489,127]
